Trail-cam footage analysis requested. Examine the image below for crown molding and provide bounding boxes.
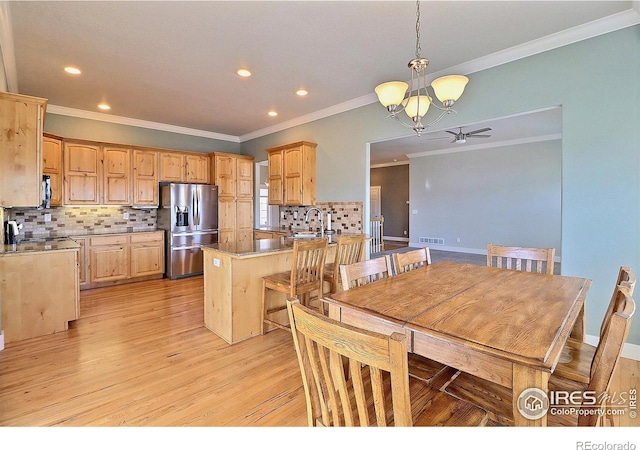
[406,133,562,159]
[371,160,410,169]
[47,105,240,143]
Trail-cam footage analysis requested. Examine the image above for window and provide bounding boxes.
[259,187,269,226]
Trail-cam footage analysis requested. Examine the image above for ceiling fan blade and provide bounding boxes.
[450,138,457,143]
[445,130,459,135]
[466,127,492,136]
[467,134,491,138]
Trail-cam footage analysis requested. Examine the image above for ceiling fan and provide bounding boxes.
[445,127,492,144]
[424,127,492,144]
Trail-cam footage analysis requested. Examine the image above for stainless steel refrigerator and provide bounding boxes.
[158,183,218,279]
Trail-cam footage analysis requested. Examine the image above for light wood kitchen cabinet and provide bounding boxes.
[132,149,159,206]
[266,141,316,206]
[42,135,63,206]
[0,246,79,344]
[102,145,131,205]
[89,235,129,283]
[0,92,47,207]
[63,141,102,205]
[185,154,210,183]
[254,229,288,240]
[74,231,164,289]
[160,151,210,183]
[212,152,254,244]
[130,232,164,277]
[213,153,236,198]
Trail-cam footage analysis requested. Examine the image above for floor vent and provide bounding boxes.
[419,237,444,245]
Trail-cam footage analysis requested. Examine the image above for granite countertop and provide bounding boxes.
[0,238,81,255]
[203,232,368,258]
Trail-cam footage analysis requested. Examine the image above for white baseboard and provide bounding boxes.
[408,243,485,254]
[383,236,409,242]
[585,334,639,361]
[0,330,4,351]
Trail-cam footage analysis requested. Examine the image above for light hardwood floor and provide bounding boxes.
[0,276,637,426]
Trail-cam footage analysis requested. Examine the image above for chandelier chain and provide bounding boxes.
[415,0,421,59]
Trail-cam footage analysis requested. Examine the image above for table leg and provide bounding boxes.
[570,303,585,342]
[512,365,550,426]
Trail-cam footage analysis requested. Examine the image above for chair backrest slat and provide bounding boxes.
[340,255,392,291]
[287,299,413,427]
[392,247,431,275]
[290,238,328,296]
[487,243,555,275]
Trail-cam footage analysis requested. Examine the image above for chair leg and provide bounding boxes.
[260,280,267,335]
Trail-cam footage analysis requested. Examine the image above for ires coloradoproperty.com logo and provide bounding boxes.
[517,387,637,420]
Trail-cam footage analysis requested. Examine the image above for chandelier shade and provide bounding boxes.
[374,1,469,136]
[374,82,409,108]
[431,75,469,104]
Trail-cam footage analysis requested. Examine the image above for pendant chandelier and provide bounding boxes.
[374,1,469,136]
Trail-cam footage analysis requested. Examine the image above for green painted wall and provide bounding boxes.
[241,26,640,345]
[44,114,241,154]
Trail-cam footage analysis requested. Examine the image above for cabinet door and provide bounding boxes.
[284,147,303,205]
[185,155,210,183]
[132,149,159,206]
[236,199,254,244]
[64,142,102,205]
[267,150,283,205]
[0,92,46,207]
[215,155,236,198]
[236,157,254,198]
[90,245,129,283]
[130,243,164,277]
[160,152,185,182]
[42,136,63,206]
[218,197,237,243]
[75,237,88,286]
[103,146,131,205]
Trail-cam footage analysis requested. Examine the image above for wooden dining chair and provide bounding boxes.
[392,247,431,275]
[443,285,636,426]
[339,255,392,290]
[554,266,636,384]
[286,298,489,426]
[486,243,556,275]
[261,238,328,334]
[339,254,450,386]
[323,234,366,295]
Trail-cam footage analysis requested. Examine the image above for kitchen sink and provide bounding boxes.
[290,232,323,239]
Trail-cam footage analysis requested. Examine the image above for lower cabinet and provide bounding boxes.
[0,248,79,344]
[73,231,164,289]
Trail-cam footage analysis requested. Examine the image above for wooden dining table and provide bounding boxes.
[325,260,592,426]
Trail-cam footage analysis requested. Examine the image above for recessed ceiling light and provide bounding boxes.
[268,111,278,117]
[295,89,309,97]
[237,69,252,78]
[98,104,111,111]
[64,66,81,75]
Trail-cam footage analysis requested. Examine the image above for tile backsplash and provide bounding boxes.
[5,206,157,240]
[279,202,363,233]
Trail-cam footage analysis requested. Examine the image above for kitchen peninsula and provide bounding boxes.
[0,239,80,344]
[202,234,357,344]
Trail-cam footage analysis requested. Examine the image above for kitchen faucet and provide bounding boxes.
[304,207,324,236]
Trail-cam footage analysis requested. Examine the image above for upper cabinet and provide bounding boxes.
[160,151,209,184]
[102,145,131,205]
[42,135,63,207]
[132,149,159,206]
[0,92,48,207]
[266,141,316,206]
[64,141,102,205]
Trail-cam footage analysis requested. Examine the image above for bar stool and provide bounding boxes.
[323,234,366,295]
[261,238,328,334]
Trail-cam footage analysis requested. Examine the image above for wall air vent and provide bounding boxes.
[419,237,444,245]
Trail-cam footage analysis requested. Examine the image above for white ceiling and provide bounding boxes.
[5,1,638,153]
